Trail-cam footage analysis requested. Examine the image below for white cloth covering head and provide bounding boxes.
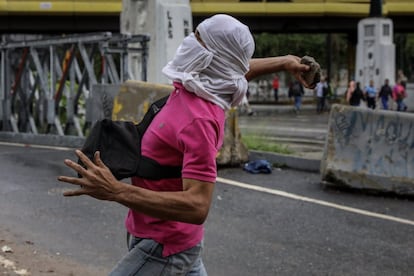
[162,14,255,110]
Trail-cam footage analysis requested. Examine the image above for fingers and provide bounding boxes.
[58,150,91,190]
[93,151,106,168]
[76,149,95,168]
[57,175,88,197]
[63,149,103,177]
[58,174,82,184]
[62,157,89,178]
[58,174,88,189]
[299,63,310,73]
[62,188,86,197]
[58,150,109,198]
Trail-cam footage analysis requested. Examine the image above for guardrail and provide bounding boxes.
[0,32,149,137]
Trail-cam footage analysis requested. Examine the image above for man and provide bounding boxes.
[378,78,393,110]
[393,80,407,112]
[288,79,305,114]
[272,74,280,102]
[347,81,365,107]
[364,79,377,109]
[314,76,328,114]
[58,14,314,275]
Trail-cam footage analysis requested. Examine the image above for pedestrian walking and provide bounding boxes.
[393,80,408,112]
[378,78,393,110]
[346,81,365,107]
[289,79,305,114]
[272,74,280,102]
[58,14,315,275]
[364,79,377,109]
[314,76,328,114]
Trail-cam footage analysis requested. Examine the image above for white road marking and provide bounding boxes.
[217,177,414,226]
[0,141,74,151]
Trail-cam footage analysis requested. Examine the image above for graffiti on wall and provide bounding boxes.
[332,108,414,177]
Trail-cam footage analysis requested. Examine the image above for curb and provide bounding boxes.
[0,132,85,149]
[0,132,321,173]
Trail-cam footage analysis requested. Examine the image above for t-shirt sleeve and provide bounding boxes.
[178,118,221,182]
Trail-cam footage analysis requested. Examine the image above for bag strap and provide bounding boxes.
[135,95,182,180]
[138,156,182,180]
[136,96,169,135]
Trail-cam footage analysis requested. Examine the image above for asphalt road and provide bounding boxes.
[0,143,413,276]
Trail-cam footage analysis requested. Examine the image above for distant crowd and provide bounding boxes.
[239,70,410,115]
[344,69,408,112]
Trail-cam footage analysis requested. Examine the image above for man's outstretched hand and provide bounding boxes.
[58,150,122,201]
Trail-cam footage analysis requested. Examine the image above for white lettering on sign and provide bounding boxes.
[40,2,52,9]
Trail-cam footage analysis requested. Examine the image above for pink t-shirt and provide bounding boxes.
[125,82,225,257]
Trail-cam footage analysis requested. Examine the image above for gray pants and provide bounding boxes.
[109,235,207,276]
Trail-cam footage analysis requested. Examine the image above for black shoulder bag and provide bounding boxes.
[78,96,182,180]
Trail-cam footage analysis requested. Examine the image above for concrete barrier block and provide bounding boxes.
[321,104,414,195]
[89,84,122,123]
[217,108,249,166]
[112,80,173,122]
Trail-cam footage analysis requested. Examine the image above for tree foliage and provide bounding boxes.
[252,33,350,86]
[253,32,413,81]
[253,33,325,58]
[253,33,350,69]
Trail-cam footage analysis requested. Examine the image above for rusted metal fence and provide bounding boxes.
[0,32,149,138]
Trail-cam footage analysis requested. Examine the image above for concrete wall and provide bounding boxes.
[321,104,414,195]
[120,0,192,84]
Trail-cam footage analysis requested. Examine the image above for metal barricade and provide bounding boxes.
[0,32,149,137]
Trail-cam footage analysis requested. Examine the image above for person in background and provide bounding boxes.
[378,78,393,110]
[346,81,365,107]
[393,79,408,112]
[288,79,305,114]
[345,80,355,104]
[314,76,328,114]
[57,14,314,276]
[364,79,377,109]
[272,74,280,102]
[397,69,408,89]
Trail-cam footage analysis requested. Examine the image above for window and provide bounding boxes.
[383,24,390,36]
[364,25,375,37]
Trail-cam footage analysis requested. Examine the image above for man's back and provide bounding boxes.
[349,87,364,105]
[289,81,303,97]
[379,84,392,98]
